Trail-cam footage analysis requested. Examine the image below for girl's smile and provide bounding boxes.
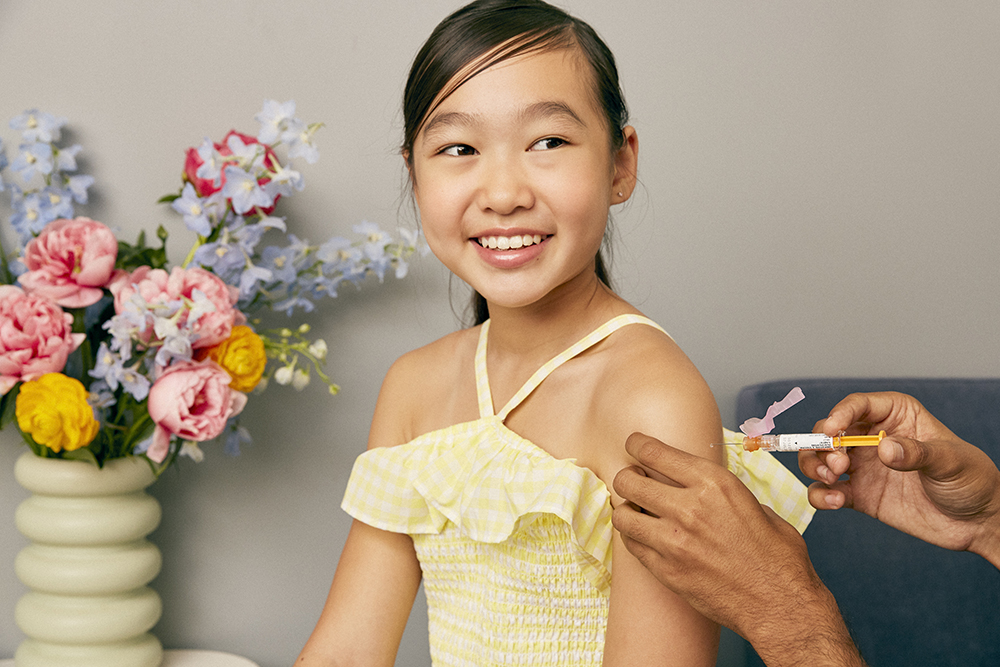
[473,230,551,269]
[409,47,637,312]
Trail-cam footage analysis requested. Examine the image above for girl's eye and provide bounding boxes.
[529,137,566,151]
[440,144,477,157]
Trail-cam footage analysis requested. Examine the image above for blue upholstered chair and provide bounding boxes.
[734,378,1000,667]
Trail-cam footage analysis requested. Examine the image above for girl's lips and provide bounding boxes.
[470,233,550,269]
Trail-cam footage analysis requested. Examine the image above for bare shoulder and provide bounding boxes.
[367,326,480,449]
[587,321,723,488]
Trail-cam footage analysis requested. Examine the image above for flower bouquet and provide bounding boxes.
[0,101,422,472]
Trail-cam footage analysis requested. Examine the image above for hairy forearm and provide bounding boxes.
[745,582,867,667]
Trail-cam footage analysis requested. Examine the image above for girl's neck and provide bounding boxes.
[483,270,629,361]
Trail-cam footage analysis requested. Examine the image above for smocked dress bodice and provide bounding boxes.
[342,315,814,667]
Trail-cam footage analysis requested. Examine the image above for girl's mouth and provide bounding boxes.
[476,234,550,250]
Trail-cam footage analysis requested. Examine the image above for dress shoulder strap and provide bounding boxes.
[474,314,671,420]
[474,321,496,419]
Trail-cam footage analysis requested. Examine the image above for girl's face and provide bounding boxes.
[410,48,638,313]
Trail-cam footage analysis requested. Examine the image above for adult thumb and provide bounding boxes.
[877,435,933,473]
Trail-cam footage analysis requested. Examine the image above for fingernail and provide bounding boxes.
[817,465,833,483]
[890,440,904,463]
[825,492,841,509]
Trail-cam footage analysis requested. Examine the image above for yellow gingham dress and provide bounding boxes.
[342,315,813,666]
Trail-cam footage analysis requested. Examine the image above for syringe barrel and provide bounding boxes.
[745,433,839,452]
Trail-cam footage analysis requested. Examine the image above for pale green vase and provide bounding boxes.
[13,451,164,667]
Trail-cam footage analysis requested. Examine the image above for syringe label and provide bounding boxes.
[776,434,835,452]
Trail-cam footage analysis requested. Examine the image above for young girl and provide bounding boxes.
[297,1,807,664]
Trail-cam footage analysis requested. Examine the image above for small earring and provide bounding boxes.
[617,192,623,197]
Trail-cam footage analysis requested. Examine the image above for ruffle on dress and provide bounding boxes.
[342,416,614,595]
[343,420,815,601]
[722,427,815,533]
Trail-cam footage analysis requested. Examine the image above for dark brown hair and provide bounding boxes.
[403,0,629,325]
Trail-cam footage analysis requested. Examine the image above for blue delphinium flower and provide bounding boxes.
[255,99,297,144]
[55,143,82,172]
[10,191,44,239]
[120,363,152,402]
[195,138,223,186]
[260,244,299,285]
[10,110,66,143]
[238,263,272,301]
[90,342,126,391]
[39,186,75,222]
[222,165,273,215]
[11,142,54,180]
[172,182,213,236]
[193,237,244,282]
[67,174,95,204]
[283,118,321,164]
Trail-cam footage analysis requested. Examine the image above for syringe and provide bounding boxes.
[720,430,887,453]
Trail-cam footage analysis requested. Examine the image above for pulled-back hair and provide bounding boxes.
[403,0,629,325]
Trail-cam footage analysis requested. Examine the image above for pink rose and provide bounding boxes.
[0,285,85,395]
[146,359,248,463]
[183,130,281,214]
[111,266,244,349]
[18,217,119,308]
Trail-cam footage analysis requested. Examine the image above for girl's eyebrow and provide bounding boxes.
[421,101,586,142]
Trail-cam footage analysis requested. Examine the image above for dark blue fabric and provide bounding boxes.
[734,379,1000,667]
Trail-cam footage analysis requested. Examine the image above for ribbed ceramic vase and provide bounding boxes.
[12,451,164,667]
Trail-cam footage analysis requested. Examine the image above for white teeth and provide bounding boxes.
[478,234,547,250]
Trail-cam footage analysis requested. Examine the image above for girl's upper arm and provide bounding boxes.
[600,338,723,666]
[295,358,425,667]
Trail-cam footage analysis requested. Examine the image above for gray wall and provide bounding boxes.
[2,1,998,666]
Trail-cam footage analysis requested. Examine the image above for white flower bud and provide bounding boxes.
[274,365,294,385]
[292,368,310,391]
[308,339,328,361]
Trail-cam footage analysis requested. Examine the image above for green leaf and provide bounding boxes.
[158,187,183,204]
[0,385,20,430]
[63,447,100,467]
[0,233,14,286]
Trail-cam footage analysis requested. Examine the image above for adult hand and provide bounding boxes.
[612,433,865,667]
[803,392,1000,566]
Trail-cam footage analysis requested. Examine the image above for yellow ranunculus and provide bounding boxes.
[197,325,266,393]
[16,373,99,453]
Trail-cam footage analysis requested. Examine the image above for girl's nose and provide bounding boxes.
[476,155,534,215]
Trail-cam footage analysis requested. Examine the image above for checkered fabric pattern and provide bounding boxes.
[341,315,814,664]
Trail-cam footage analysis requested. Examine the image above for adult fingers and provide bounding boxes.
[612,501,674,566]
[613,466,676,517]
[819,392,902,436]
[623,431,708,488]
[799,449,851,484]
[807,481,849,510]
[877,434,966,479]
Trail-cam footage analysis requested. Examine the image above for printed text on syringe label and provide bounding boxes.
[775,434,836,452]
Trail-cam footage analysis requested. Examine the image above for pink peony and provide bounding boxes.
[0,285,85,395]
[146,359,248,463]
[111,265,244,349]
[18,217,119,308]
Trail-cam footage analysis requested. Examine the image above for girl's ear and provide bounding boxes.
[611,126,639,205]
